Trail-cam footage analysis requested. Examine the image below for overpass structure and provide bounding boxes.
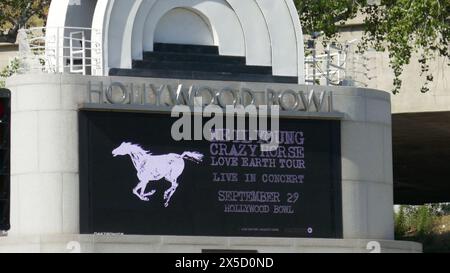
[326,17,450,205]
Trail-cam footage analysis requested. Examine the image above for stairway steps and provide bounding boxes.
[109,43,299,84]
[154,43,219,55]
[133,60,272,75]
[109,68,298,84]
[143,51,246,65]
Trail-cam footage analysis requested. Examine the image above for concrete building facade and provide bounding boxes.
[1,73,422,253]
[0,0,428,252]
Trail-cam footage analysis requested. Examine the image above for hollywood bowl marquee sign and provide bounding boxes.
[86,80,335,113]
[80,79,342,239]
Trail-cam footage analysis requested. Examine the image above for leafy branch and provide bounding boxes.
[295,0,450,94]
[0,0,50,43]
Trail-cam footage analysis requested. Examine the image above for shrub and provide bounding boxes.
[0,58,21,88]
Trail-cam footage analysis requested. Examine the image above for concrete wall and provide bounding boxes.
[6,74,81,235]
[4,74,396,246]
[0,235,422,253]
[154,8,215,46]
[327,26,450,114]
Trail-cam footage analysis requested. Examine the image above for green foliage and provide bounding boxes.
[395,206,408,238]
[295,0,450,94]
[361,0,450,94]
[0,0,50,43]
[295,0,367,39]
[1,1,448,94]
[395,204,439,238]
[395,204,450,252]
[0,58,21,88]
[415,206,436,237]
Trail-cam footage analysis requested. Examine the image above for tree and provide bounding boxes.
[363,0,449,93]
[296,0,367,39]
[295,0,450,94]
[1,0,448,94]
[394,205,438,237]
[0,0,50,43]
[395,205,408,238]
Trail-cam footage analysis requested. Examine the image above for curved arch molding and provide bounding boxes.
[47,0,305,83]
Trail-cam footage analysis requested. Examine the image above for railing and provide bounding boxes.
[305,39,376,87]
[16,27,101,76]
[305,49,345,86]
[15,26,374,87]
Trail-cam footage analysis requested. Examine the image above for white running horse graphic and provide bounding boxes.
[112,142,204,207]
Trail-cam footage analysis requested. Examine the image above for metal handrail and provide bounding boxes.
[16,26,374,86]
[304,40,374,87]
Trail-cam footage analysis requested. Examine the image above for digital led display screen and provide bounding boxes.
[79,110,342,238]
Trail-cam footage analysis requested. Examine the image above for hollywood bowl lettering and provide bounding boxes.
[87,80,334,112]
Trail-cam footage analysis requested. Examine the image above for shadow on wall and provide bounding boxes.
[154,8,215,46]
